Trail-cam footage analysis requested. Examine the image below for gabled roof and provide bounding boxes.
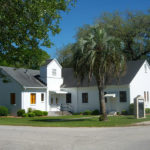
[0,66,46,88]
[42,59,53,66]
[62,60,145,88]
[42,59,62,68]
[0,60,145,88]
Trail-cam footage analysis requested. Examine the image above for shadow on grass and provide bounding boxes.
[125,116,136,119]
[30,118,92,123]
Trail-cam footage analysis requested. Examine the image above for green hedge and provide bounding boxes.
[28,112,35,117]
[17,109,48,117]
[145,108,150,114]
[22,113,28,117]
[28,108,33,113]
[43,111,48,116]
[129,103,134,115]
[0,106,8,116]
[121,110,128,115]
[33,110,43,116]
[91,109,100,115]
[83,110,92,115]
[17,109,25,117]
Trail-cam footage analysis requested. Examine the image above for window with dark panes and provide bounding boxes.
[66,93,71,103]
[82,93,88,103]
[56,98,58,104]
[104,92,107,103]
[119,91,127,102]
[10,93,16,104]
[41,93,44,101]
[144,91,146,102]
[51,97,53,104]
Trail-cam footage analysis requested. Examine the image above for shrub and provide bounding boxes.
[73,112,80,115]
[99,115,105,121]
[28,112,35,117]
[33,110,43,116]
[17,109,25,117]
[0,106,8,116]
[92,109,100,115]
[121,110,128,115]
[28,108,33,113]
[22,113,28,117]
[129,103,134,115]
[117,112,120,115]
[145,108,150,114]
[83,110,92,115]
[42,111,48,116]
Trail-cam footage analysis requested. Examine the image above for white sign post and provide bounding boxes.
[134,95,146,119]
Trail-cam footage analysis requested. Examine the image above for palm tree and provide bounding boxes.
[73,26,126,121]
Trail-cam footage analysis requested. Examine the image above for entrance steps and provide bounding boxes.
[48,111,72,116]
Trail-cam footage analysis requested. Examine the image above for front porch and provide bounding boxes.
[48,90,73,115]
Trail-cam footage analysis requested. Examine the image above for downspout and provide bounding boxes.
[77,87,79,113]
[46,88,49,111]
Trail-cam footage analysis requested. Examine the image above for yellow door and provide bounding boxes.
[30,93,36,104]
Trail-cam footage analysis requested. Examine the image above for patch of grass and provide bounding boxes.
[0,115,150,127]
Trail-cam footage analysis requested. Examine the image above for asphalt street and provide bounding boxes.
[0,125,150,150]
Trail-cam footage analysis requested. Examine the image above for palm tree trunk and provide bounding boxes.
[98,87,107,121]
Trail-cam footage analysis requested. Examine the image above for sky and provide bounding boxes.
[42,0,150,58]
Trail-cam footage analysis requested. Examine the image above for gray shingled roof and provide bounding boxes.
[0,60,145,88]
[0,66,46,88]
[62,60,145,88]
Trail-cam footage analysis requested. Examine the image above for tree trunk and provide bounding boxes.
[98,87,107,121]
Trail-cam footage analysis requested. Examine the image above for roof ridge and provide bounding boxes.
[0,66,39,71]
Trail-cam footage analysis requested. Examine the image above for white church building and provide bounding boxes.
[0,59,150,115]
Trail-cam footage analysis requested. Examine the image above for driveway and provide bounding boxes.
[0,125,150,150]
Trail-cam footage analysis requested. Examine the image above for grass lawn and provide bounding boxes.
[0,115,150,127]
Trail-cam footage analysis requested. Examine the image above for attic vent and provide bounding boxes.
[144,64,147,73]
[52,69,56,76]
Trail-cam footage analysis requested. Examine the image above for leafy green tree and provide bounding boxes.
[95,11,150,61]
[76,11,150,61]
[7,48,50,69]
[0,48,50,69]
[56,44,74,67]
[73,26,126,121]
[0,0,75,68]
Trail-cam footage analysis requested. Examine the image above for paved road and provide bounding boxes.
[0,125,150,150]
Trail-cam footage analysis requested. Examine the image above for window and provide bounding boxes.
[119,91,127,102]
[30,93,36,104]
[51,97,53,104]
[10,93,16,104]
[104,92,107,103]
[41,93,44,101]
[66,93,71,103]
[144,91,146,102]
[147,91,149,102]
[52,69,56,76]
[56,98,58,104]
[82,93,88,103]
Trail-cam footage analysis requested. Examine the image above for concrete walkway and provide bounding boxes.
[134,121,150,126]
[0,125,150,150]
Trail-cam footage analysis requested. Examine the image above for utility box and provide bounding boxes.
[134,95,146,119]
